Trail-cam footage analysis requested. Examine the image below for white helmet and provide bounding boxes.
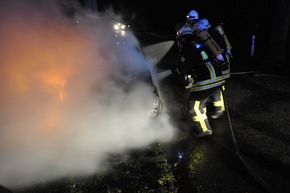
[186,10,199,20]
[197,18,211,31]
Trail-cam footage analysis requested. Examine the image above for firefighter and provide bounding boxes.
[172,31,226,137]
[172,10,199,87]
[176,10,199,54]
[195,18,233,119]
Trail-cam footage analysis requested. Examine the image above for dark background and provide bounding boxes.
[95,0,278,57]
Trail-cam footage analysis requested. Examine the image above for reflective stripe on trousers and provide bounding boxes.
[212,89,225,112]
[192,100,212,132]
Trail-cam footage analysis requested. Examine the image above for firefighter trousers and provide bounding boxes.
[188,86,225,134]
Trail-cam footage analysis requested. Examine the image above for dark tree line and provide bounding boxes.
[268,0,290,70]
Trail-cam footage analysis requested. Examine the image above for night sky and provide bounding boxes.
[97,0,276,32]
[95,0,278,56]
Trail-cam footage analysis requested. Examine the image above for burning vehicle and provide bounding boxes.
[0,1,176,189]
[112,22,163,117]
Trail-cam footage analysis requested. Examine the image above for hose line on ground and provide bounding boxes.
[222,89,276,193]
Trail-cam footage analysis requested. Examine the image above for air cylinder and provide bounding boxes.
[197,30,223,57]
[214,25,232,51]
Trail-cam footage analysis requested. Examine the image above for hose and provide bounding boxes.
[222,88,277,193]
[223,68,290,192]
[231,70,288,79]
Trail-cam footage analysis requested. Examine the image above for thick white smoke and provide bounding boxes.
[0,0,175,189]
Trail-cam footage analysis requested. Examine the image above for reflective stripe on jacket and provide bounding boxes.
[177,40,225,91]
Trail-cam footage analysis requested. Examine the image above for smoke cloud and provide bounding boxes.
[0,0,175,189]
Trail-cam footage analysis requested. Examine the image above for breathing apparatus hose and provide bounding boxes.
[222,88,276,193]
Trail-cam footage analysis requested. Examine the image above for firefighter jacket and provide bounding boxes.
[174,36,225,92]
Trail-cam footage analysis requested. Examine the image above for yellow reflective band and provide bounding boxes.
[200,120,208,132]
[212,91,225,111]
[190,80,225,91]
[205,62,216,78]
[200,51,208,60]
[194,75,224,86]
[222,69,230,74]
[213,101,223,107]
[192,101,207,121]
[176,67,181,74]
[192,101,209,132]
[223,74,231,79]
[192,115,208,132]
[220,91,225,111]
[192,113,207,121]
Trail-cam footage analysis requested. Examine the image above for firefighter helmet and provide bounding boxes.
[186,10,199,20]
[197,18,211,31]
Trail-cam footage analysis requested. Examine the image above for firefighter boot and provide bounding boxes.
[210,110,224,119]
[194,128,213,138]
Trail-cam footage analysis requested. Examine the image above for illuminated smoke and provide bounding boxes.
[0,0,175,189]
